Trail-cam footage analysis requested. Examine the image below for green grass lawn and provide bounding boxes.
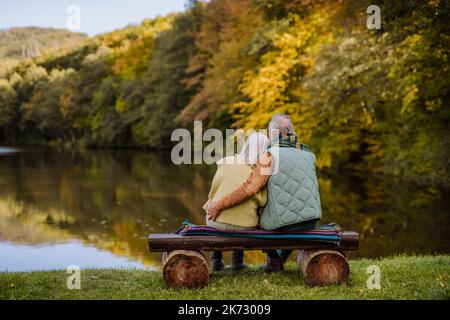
[0,255,449,300]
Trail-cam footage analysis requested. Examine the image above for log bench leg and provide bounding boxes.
[297,250,350,286]
[162,250,209,288]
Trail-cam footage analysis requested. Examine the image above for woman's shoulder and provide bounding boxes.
[216,155,245,165]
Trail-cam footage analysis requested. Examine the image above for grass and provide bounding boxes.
[0,255,449,300]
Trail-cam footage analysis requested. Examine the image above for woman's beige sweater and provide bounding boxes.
[203,155,267,228]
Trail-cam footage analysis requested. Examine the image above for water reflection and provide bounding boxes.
[0,147,21,155]
[0,147,448,271]
[0,241,146,272]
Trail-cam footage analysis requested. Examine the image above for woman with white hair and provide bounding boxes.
[203,132,269,271]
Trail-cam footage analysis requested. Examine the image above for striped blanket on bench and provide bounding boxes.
[176,221,343,244]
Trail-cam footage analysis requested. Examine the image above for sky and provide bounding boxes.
[0,0,187,36]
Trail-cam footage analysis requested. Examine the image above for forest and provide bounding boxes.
[0,0,448,185]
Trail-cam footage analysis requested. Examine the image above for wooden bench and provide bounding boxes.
[148,231,359,288]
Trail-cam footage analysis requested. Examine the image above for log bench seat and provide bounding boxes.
[148,231,359,288]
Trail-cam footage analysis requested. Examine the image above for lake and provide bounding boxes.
[0,147,448,271]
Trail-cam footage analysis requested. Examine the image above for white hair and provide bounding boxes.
[238,132,270,165]
[268,114,295,136]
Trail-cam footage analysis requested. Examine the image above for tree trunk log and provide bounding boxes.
[297,250,349,286]
[162,250,209,288]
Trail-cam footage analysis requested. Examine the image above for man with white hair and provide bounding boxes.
[208,114,322,272]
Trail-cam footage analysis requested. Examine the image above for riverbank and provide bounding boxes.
[0,255,448,300]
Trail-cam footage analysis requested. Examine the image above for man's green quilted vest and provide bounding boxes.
[260,146,322,230]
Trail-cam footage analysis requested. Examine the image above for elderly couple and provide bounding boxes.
[204,114,322,273]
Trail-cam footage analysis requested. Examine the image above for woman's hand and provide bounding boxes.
[207,201,221,221]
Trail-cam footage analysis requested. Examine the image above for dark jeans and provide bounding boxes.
[265,219,319,262]
[211,251,244,263]
[211,251,222,261]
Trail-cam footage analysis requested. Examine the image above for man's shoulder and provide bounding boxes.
[300,143,313,153]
